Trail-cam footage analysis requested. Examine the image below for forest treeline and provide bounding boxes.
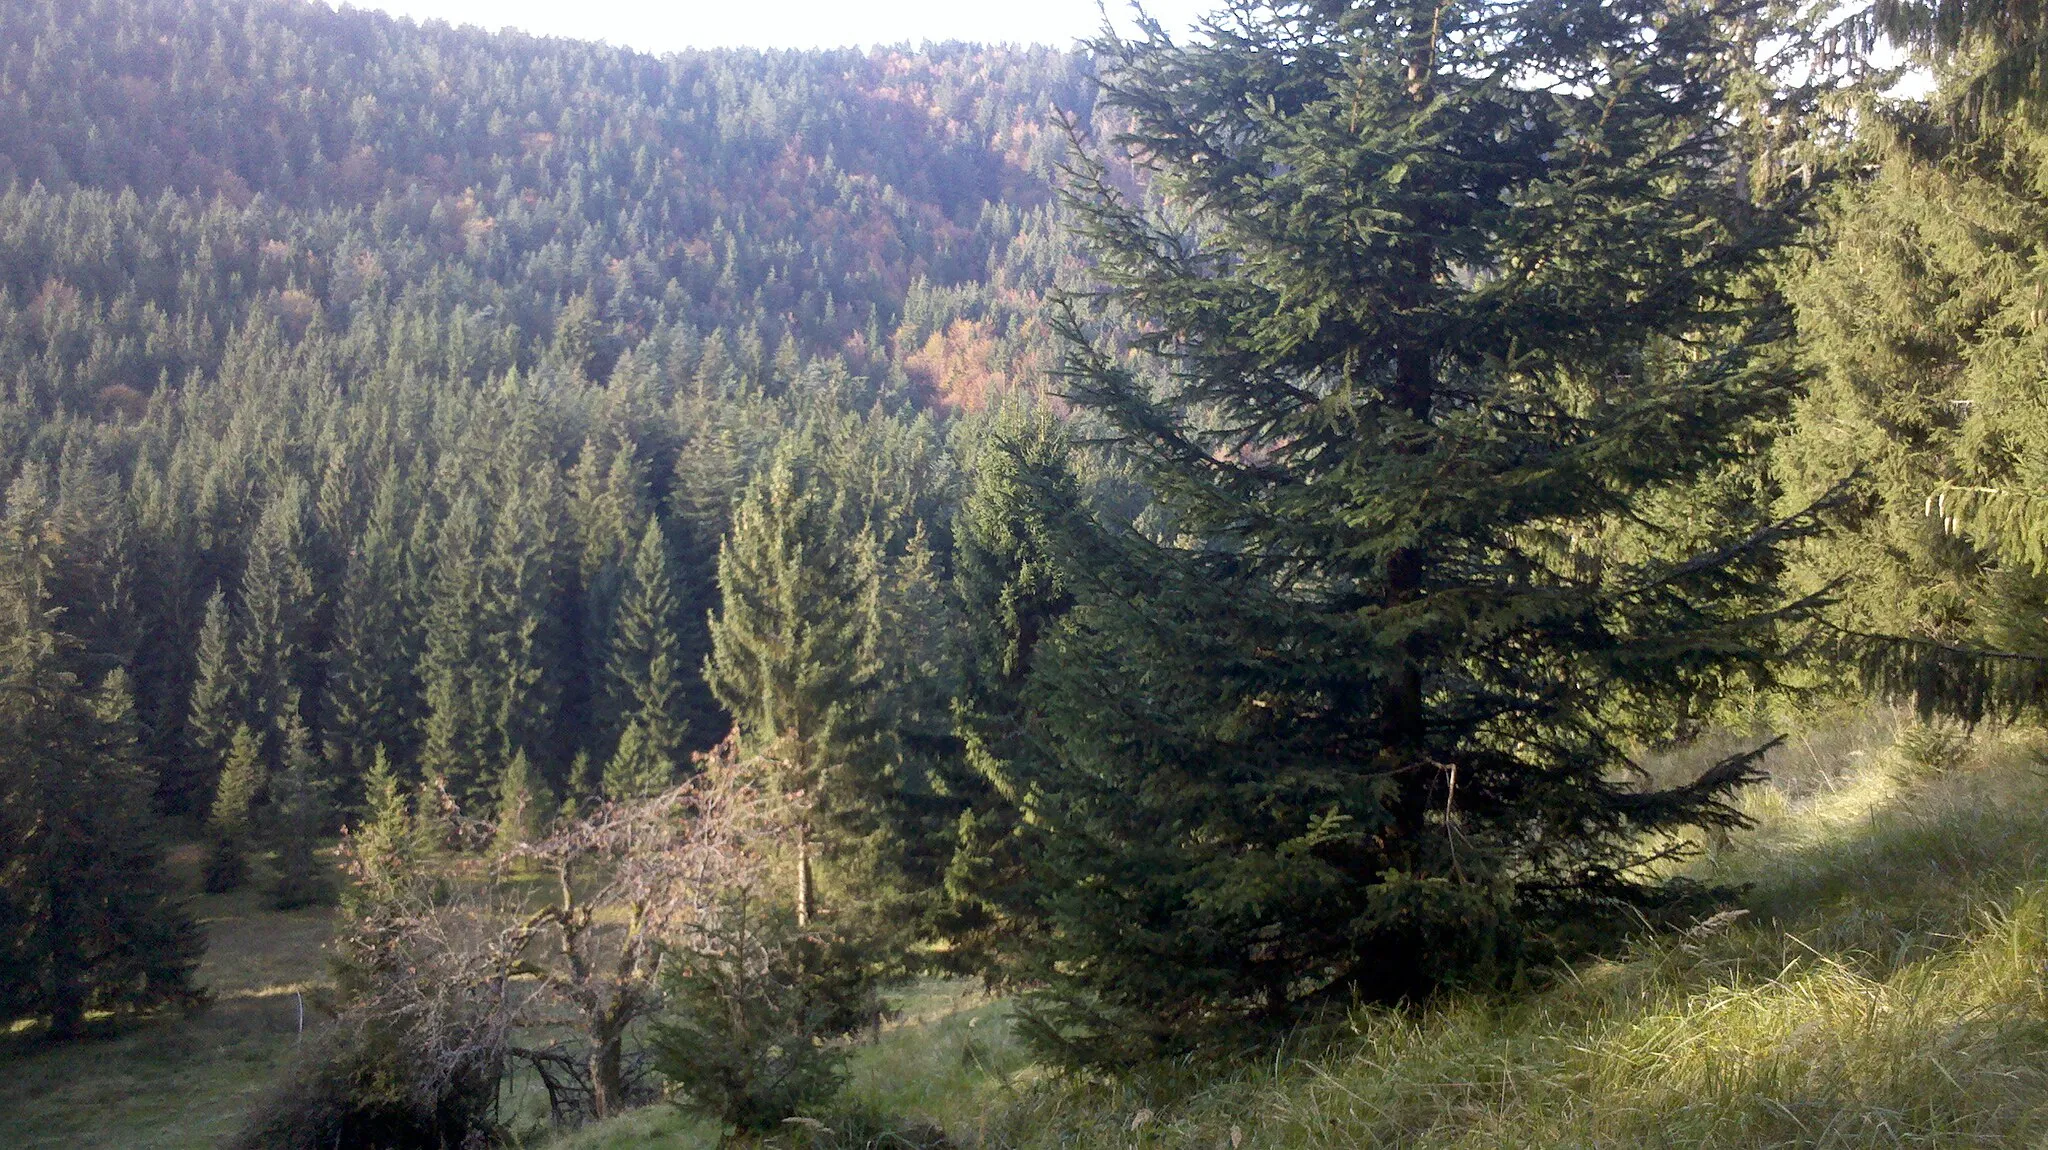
[13,0,2048,1138]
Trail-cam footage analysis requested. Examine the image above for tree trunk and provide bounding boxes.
[794,820,814,927]
[589,1018,626,1120]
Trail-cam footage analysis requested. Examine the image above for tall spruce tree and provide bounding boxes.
[235,478,319,752]
[480,457,566,793]
[940,406,1076,972]
[185,585,239,791]
[271,717,333,910]
[417,492,493,805]
[604,519,689,786]
[1000,0,1840,1062]
[326,466,421,787]
[1782,69,2048,714]
[0,473,201,1037]
[706,436,888,925]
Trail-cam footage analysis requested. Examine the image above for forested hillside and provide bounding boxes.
[14,0,2048,1145]
[0,0,1097,825]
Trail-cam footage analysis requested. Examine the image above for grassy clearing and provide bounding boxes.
[963,713,2048,1149]
[554,708,2048,1148]
[15,709,2048,1149]
[0,844,339,1149]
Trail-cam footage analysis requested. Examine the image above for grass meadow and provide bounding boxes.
[11,705,2048,1148]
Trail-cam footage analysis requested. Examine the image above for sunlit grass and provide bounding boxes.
[19,710,2048,1148]
[0,843,341,1149]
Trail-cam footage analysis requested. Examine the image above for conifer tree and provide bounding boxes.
[1001,0,1840,1062]
[1782,70,2048,713]
[706,436,888,924]
[326,466,420,785]
[349,747,419,900]
[606,519,689,770]
[492,748,553,854]
[272,717,333,910]
[0,474,201,1036]
[601,719,669,800]
[417,492,492,805]
[939,408,1075,968]
[481,463,565,791]
[574,440,653,758]
[236,478,318,749]
[186,584,239,787]
[204,723,265,893]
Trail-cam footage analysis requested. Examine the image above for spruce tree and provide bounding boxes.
[0,473,201,1036]
[492,748,553,854]
[1001,0,1839,1062]
[939,407,1075,970]
[706,436,888,924]
[417,492,492,805]
[326,466,420,787]
[204,723,265,893]
[480,462,565,795]
[1782,72,2048,713]
[235,478,318,748]
[272,717,333,910]
[601,719,669,800]
[348,748,419,902]
[605,519,689,775]
[186,584,239,793]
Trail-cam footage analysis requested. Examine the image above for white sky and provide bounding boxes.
[342,0,1222,53]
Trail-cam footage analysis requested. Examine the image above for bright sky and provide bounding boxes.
[344,0,1222,53]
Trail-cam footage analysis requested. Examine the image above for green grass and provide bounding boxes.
[0,844,340,1148]
[17,710,2048,1148]
[956,715,2048,1149]
[557,710,2048,1148]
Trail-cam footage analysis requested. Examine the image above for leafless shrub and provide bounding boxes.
[330,735,788,1133]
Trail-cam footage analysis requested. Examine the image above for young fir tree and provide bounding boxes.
[272,717,333,910]
[203,724,265,893]
[0,475,201,1037]
[350,747,419,899]
[998,0,1841,1063]
[492,748,554,855]
[705,436,888,926]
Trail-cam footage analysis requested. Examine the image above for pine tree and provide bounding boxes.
[186,584,239,788]
[606,519,688,773]
[706,436,888,925]
[1000,0,1840,1063]
[272,717,333,910]
[326,466,420,787]
[236,478,318,750]
[492,748,554,854]
[204,724,265,893]
[0,473,201,1037]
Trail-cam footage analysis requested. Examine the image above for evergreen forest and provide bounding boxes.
[13,0,2048,1145]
